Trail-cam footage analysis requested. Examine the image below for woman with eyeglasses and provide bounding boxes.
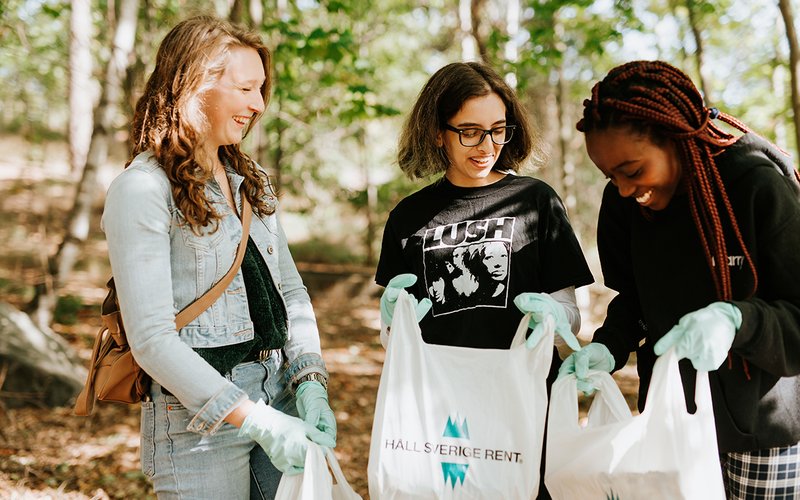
[374,61,594,498]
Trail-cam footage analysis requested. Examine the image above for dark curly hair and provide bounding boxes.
[398,61,542,179]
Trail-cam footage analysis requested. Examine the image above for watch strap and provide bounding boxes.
[293,372,328,392]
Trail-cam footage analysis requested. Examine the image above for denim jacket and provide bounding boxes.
[102,151,326,435]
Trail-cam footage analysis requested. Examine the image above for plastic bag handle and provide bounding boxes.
[388,290,421,348]
[509,312,535,348]
[323,447,362,498]
[694,370,713,412]
[584,370,634,425]
[643,347,712,417]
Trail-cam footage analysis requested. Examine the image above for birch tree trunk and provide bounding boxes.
[459,0,479,61]
[30,0,140,328]
[250,0,263,26]
[68,0,94,174]
[504,0,520,88]
[778,0,800,154]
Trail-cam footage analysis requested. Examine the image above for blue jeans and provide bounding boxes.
[140,352,296,499]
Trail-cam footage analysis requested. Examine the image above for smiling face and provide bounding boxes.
[438,92,507,187]
[201,45,266,157]
[585,126,683,211]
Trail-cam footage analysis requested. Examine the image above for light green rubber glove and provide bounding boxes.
[653,302,741,371]
[513,292,581,351]
[380,273,433,325]
[557,343,615,396]
[296,380,337,447]
[238,399,335,475]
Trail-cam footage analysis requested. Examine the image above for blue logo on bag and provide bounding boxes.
[441,415,470,488]
[441,462,469,487]
[443,415,470,439]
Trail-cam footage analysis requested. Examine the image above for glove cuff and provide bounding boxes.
[295,380,329,399]
[589,343,615,373]
[239,399,277,437]
[721,302,743,329]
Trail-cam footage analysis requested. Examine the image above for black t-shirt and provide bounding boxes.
[376,174,594,349]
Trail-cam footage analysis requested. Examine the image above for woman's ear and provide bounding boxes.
[435,131,444,147]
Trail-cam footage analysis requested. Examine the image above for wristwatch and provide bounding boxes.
[293,372,328,393]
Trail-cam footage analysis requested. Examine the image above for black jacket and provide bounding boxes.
[593,133,800,453]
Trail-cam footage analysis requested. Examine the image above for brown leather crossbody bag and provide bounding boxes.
[74,197,252,416]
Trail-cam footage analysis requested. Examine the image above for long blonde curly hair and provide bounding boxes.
[129,15,273,233]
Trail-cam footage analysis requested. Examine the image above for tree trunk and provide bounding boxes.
[779,0,800,154]
[550,15,570,200]
[358,128,377,266]
[263,95,285,191]
[504,0,519,88]
[556,64,575,213]
[470,0,488,62]
[228,0,246,24]
[29,0,140,328]
[459,0,479,61]
[250,0,263,26]
[68,0,95,175]
[686,0,712,101]
[0,302,87,408]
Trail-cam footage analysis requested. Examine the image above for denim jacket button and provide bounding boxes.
[267,245,274,254]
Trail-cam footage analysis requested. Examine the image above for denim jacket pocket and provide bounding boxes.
[178,213,226,251]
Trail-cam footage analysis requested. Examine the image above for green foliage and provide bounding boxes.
[0,0,70,140]
[3,0,800,268]
[289,237,365,264]
[342,171,424,218]
[54,294,83,325]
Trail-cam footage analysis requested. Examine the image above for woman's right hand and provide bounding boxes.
[380,273,432,326]
[237,399,336,475]
[557,343,615,395]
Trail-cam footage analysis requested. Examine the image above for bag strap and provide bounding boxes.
[74,195,253,417]
[174,195,252,329]
[74,317,113,416]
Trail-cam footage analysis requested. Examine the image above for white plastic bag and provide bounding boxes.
[368,291,554,499]
[275,443,362,500]
[545,348,725,500]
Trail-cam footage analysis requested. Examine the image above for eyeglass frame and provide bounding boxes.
[443,124,516,147]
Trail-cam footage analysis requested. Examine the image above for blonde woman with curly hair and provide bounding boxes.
[103,15,335,498]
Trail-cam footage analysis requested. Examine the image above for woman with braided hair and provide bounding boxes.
[560,60,800,498]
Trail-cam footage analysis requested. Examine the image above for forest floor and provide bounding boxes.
[0,135,638,499]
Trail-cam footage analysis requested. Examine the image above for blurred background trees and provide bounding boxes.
[2,0,799,327]
[2,2,800,496]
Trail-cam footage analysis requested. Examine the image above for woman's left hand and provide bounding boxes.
[295,381,337,446]
[513,292,581,351]
[654,302,741,371]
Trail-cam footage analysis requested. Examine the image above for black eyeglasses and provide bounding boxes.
[444,124,516,147]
